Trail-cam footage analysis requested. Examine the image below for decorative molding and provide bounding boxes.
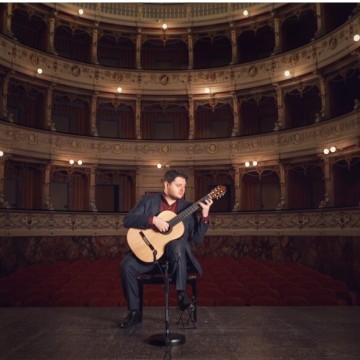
[1,207,359,237]
[0,13,358,96]
[0,112,358,166]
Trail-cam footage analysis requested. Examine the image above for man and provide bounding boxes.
[119,169,213,328]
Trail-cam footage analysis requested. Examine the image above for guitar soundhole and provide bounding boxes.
[162,227,172,235]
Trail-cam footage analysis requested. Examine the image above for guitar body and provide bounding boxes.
[127,210,185,263]
[126,185,226,263]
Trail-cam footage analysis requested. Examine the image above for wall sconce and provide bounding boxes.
[37,68,43,75]
[116,87,122,93]
[0,150,4,157]
[284,70,291,77]
[323,146,337,155]
[243,10,249,17]
[245,161,258,167]
[69,159,83,166]
[78,9,84,16]
[156,163,169,169]
[353,34,360,42]
[161,23,168,46]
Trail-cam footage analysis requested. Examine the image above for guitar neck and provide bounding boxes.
[168,194,210,227]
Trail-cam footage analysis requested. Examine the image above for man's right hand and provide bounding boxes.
[152,216,170,232]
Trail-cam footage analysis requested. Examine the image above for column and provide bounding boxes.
[272,17,281,55]
[47,14,56,54]
[231,92,240,136]
[136,28,142,70]
[186,166,195,202]
[314,3,325,38]
[45,84,55,130]
[273,83,285,130]
[321,157,333,207]
[188,95,194,139]
[232,165,240,211]
[230,23,238,65]
[277,164,286,209]
[187,28,193,70]
[135,95,142,139]
[91,93,98,136]
[237,98,244,135]
[89,165,97,211]
[0,156,10,208]
[2,3,14,38]
[1,74,10,120]
[318,74,328,120]
[43,163,54,210]
[91,24,99,64]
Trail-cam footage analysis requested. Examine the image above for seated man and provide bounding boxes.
[119,169,213,328]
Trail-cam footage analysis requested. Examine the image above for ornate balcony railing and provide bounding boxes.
[1,207,359,237]
[1,111,359,167]
[0,12,358,96]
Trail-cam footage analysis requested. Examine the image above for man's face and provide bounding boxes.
[165,176,186,200]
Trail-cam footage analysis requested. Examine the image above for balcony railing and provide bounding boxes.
[1,207,359,237]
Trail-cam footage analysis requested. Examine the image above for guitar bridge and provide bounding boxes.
[139,231,157,260]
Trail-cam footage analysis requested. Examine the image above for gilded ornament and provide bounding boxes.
[71,65,81,77]
[248,66,257,77]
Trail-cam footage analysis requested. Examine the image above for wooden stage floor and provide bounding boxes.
[1,306,359,360]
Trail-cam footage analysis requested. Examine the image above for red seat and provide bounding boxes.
[89,297,119,307]
[280,296,309,306]
[248,295,280,306]
[53,297,84,306]
[216,296,246,306]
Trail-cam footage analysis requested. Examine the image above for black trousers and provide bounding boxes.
[120,240,188,311]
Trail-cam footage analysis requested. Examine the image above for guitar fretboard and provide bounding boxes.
[168,194,211,227]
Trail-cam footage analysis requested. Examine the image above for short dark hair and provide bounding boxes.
[163,169,188,183]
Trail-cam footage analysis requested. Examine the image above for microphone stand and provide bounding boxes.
[148,260,186,347]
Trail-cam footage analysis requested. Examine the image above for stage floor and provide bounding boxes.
[1,306,359,360]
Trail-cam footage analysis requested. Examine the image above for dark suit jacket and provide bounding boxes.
[123,192,209,275]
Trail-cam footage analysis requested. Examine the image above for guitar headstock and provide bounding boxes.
[209,185,226,200]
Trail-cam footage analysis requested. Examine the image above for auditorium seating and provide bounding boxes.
[0,256,355,307]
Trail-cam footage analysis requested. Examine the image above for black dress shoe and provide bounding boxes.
[177,291,195,311]
[118,310,142,328]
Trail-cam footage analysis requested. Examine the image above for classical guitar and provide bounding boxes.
[127,185,226,263]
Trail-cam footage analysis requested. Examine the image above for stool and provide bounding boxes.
[137,273,197,328]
